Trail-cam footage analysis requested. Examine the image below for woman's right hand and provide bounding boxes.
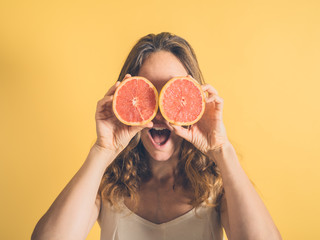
[94,74,153,154]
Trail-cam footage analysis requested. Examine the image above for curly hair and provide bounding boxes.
[98,32,224,211]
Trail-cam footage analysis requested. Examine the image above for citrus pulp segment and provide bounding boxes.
[112,77,158,126]
[159,77,205,126]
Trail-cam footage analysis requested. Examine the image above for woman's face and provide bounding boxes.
[138,51,188,161]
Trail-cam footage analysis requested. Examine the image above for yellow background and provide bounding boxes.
[1,0,319,239]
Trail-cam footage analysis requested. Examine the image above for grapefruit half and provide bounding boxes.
[112,77,158,126]
[159,76,205,126]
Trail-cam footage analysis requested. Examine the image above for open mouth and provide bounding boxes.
[149,127,171,146]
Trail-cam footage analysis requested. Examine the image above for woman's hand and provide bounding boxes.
[94,74,153,154]
[170,78,229,155]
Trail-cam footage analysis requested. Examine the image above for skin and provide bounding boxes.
[121,51,229,224]
[31,50,282,240]
[125,51,195,223]
[123,51,281,239]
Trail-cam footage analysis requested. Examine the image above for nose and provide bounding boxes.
[153,109,165,122]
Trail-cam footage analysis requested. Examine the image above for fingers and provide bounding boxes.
[185,75,219,98]
[104,74,132,97]
[105,81,120,97]
[96,96,114,119]
[127,121,154,139]
[133,121,154,131]
[97,95,113,109]
[211,95,224,112]
[170,124,192,142]
[185,75,224,112]
[201,84,218,97]
[201,84,224,111]
[123,73,132,80]
[101,73,133,113]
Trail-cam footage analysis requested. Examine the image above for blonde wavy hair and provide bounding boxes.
[99,32,224,212]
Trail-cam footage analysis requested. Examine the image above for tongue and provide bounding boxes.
[150,129,171,145]
[153,134,167,144]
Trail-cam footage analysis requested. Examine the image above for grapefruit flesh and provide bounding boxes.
[159,77,205,126]
[113,77,158,126]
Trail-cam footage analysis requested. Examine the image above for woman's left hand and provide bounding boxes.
[170,79,230,155]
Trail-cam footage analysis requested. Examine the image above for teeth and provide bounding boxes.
[153,127,166,130]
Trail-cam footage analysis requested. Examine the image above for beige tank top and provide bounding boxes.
[98,199,224,240]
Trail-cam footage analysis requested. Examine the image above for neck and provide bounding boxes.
[148,154,179,183]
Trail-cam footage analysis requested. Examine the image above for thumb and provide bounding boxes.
[128,121,154,138]
[170,124,192,142]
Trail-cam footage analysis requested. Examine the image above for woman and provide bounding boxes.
[31,32,282,240]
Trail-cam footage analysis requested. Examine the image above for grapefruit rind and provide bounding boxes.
[112,77,158,126]
[159,76,205,126]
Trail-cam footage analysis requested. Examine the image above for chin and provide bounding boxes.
[146,150,175,162]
